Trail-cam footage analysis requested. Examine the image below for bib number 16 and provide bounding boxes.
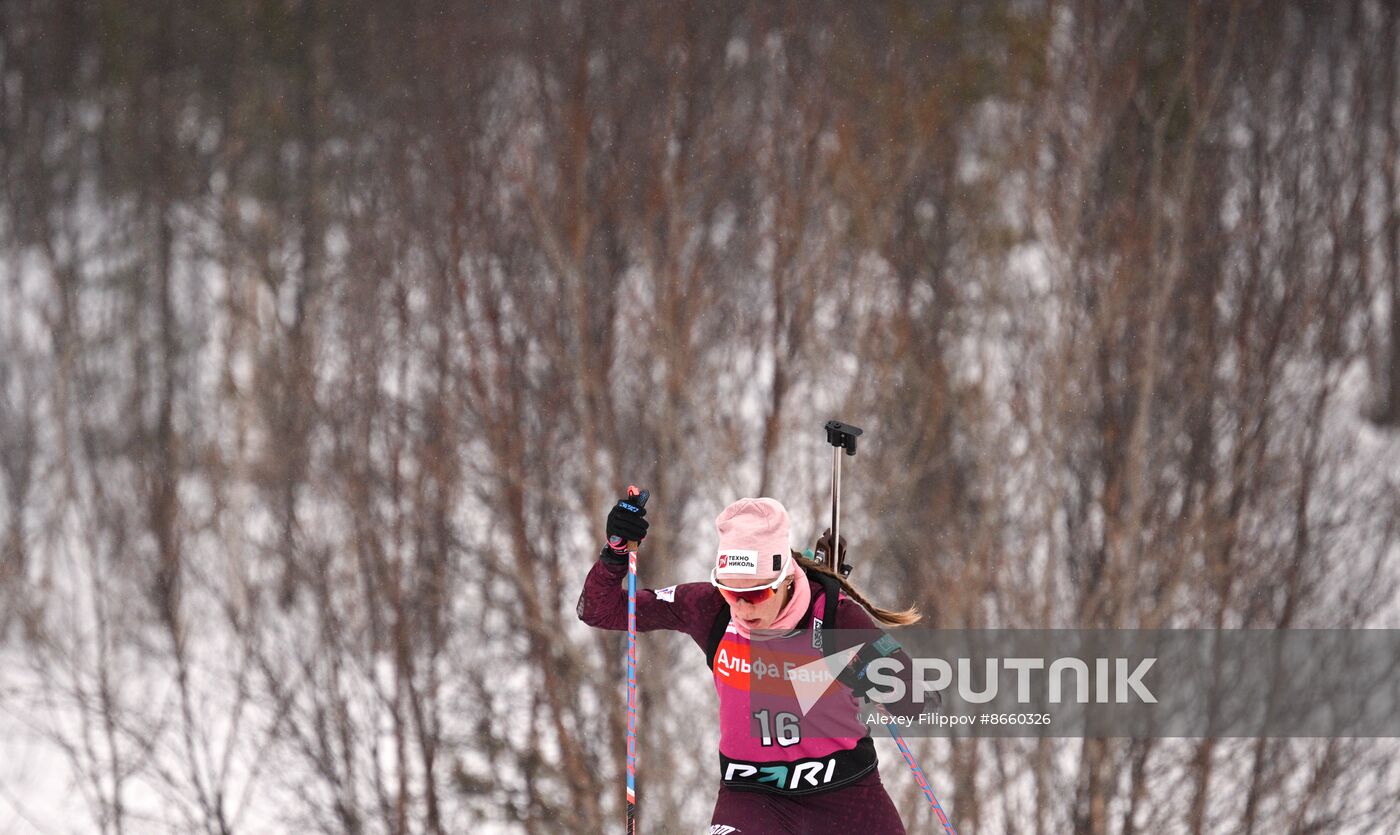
[752,710,801,747]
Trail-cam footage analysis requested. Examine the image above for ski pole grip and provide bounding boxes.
[625,485,649,550]
[825,420,864,456]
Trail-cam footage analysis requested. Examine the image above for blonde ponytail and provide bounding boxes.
[796,551,922,627]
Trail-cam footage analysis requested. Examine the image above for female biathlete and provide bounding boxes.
[577,494,926,834]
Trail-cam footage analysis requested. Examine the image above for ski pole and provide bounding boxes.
[820,421,958,832]
[878,706,959,835]
[622,485,649,835]
[821,420,862,576]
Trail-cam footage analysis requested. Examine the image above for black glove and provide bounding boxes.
[600,494,649,565]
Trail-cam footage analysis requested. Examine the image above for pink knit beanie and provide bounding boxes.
[714,497,792,582]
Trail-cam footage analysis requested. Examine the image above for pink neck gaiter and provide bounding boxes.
[731,567,812,638]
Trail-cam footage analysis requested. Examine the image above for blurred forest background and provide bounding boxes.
[3,0,1400,832]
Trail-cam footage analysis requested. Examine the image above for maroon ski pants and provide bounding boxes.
[707,770,906,834]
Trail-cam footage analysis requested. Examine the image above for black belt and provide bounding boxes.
[718,737,877,796]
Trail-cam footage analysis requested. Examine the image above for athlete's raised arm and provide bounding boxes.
[576,493,723,638]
